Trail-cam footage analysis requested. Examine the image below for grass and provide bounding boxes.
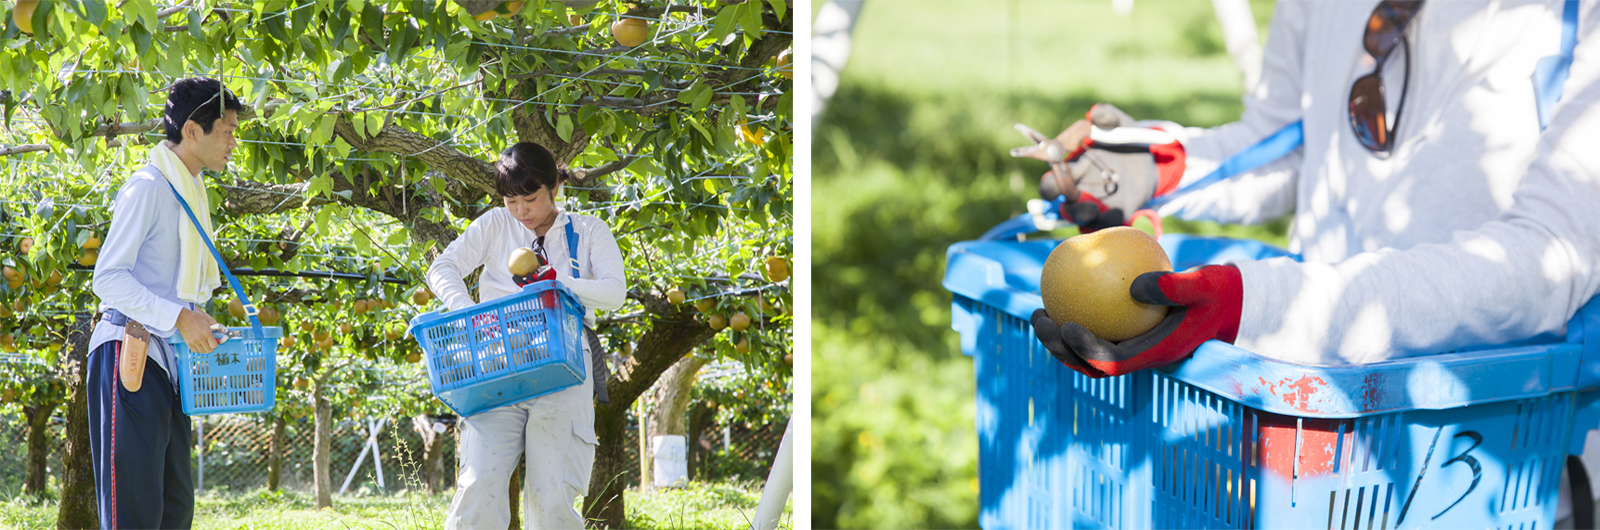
[0,481,789,530]
[811,0,1285,527]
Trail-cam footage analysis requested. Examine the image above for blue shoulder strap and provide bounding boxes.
[565,218,581,279]
[1147,120,1304,210]
[165,181,265,338]
[1535,0,1580,130]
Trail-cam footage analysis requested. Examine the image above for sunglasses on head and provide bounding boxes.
[1348,0,1424,154]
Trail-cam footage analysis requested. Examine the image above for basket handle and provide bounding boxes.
[165,180,265,339]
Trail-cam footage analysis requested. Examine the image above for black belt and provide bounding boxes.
[102,308,130,326]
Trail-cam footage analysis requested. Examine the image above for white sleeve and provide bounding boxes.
[557,217,626,312]
[91,178,187,330]
[1232,6,1600,365]
[1154,0,1308,224]
[426,214,495,312]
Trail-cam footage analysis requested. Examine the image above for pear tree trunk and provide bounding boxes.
[268,412,285,491]
[583,316,718,529]
[22,401,58,496]
[412,414,450,494]
[647,355,709,441]
[687,402,717,481]
[313,383,334,508]
[57,313,97,529]
[508,457,525,530]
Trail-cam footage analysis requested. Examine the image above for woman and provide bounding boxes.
[426,141,626,529]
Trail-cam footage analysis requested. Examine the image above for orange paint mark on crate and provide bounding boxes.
[1259,375,1331,413]
[1256,412,1341,479]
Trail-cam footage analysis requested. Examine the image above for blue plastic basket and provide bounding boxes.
[407,280,586,417]
[170,326,281,416]
[945,234,1600,529]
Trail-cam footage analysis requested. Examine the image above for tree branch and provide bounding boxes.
[332,115,497,196]
[217,180,331,215]
[0,144,50,157]
[156,0,194,18]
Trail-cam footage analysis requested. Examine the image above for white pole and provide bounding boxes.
[339,424,374,494]
[810,0,865,126]
[370,417,387,489]
[1211,0,1263,91]
[723,425,731,453]
[750,419,794,530]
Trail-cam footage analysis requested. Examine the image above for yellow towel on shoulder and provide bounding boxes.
[149,141,221,304]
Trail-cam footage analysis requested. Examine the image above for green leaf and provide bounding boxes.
[187,5,203,39]
[687,117,713,143]
[292,3,314,40]
[82,0,108,26]
[677,79,700,104]
[352,229,371,254]
[385,22,408,64]
[385,229,409,246]
[365,113,384,138]
[556,113,574,142]
[313,114,335,145]
[331,136,352,158]
[710,6,739,42]
[739,2,763,39]
[329,6,351,47]
[314,207,331,235]
[768,0,786,21]
[692,85,713,111]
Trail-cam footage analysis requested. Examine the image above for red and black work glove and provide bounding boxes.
[512,267,557,288]
[1013,104,1186,233]
[1030,265,1242,378]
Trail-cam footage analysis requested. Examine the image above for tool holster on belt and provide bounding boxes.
[120,320,151,392]
[585,327,611,405]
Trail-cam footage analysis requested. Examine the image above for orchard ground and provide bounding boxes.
[0,481,792,530]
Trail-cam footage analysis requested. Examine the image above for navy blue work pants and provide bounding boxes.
[87,340,195,529]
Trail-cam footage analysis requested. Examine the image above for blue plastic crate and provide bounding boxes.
[944,234,1600,529]
[171,326,281,416]
[408,280,585,417]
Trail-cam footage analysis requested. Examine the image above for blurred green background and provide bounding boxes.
[810,1,1286,528]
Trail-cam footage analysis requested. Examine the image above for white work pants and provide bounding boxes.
[447,342,598,530]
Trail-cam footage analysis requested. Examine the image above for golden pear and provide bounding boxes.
[13,0,38,36]
[765,257,790,282]
[611,18,649,47]
[1039,227,1172,342]
[508,247,542,276]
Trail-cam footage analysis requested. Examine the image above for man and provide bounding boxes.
[87,76,240,529]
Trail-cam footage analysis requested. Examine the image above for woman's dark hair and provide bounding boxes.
[164,77,244,144]
[494,142,569,198]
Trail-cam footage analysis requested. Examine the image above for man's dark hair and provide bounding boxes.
[494,142,569,198]
[163,77,243,144]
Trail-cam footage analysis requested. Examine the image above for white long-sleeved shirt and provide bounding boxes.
[1154,0,1600,365]
[426,206,626,329]
[88,165,203,376]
